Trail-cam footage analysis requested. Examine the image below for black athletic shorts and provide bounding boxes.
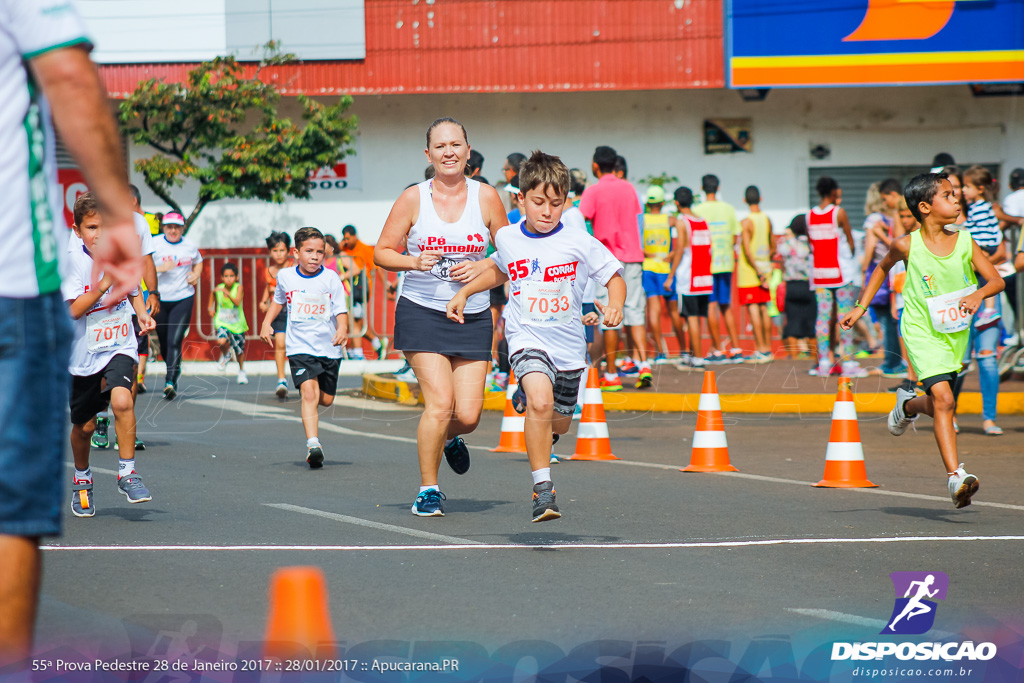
[134,316,148,357]
[288,354,341,396]
[489,284,508,308]
[920,371,958,396]
[70,353,137,425]
[271,308,288,334]
[393,296,492,361]
[679,294,709,318]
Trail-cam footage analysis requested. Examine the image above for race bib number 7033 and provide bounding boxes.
[520,279,572,327]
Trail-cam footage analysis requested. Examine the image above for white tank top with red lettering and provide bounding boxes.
[402,178,491,313]
[807,205,848,289]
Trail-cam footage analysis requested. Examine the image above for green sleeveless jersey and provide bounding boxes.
[214,282,248,333]
[900,230,976,380]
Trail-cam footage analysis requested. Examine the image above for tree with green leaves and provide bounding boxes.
[119,47,357,232]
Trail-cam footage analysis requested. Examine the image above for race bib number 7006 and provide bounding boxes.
[520,279,573,327]
[927,284,977,334]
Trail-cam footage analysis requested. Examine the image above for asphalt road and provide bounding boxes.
[34,374,1024,676]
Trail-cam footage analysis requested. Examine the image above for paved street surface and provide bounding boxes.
[35,374,1024,672]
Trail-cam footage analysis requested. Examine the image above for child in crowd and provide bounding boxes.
[64,194,156,517]
[841,173,1004,509]
[736,185,774,362]
[960,166,1009,326]
[775,214,815,359]
[208,262,248,384]
[862,179,905,376]
[447,151,625,522]
[260,231,294,399]
[641,185,685,370]
[667,187,714,367]
[260,228,349,468]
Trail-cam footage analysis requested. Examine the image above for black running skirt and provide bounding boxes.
[394,297,492,361]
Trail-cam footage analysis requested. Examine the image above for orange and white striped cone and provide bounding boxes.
[681,370,738,472]
[490,372,527,453]
[815,377,877,488]
[264,566,337,660]
[570,368,618,461]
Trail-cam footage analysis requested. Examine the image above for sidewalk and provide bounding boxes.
[362,358,1024,414]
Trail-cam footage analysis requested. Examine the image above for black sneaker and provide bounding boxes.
[444,437,470,475]
[135,437,146,451]
[90,416,110,449]
[531,481,561,522]
[306,444,324,469]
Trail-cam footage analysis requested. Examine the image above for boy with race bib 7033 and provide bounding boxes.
[64,194,156,517]
[841,173,1004,509]
[260,227,348,469]
[447,151,625,522]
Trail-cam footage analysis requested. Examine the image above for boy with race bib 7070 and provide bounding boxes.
[447,151,625,522]
[260,227,349,469]
[841,173,1004,509]
[64,194,156,517]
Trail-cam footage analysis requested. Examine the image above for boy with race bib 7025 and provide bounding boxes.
[841,173,1004,509]
[447,151,625,522]
[260,227,349,469]
[64,194,156,517]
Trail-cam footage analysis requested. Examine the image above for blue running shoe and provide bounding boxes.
[511,384,527,414]
[411,489,446,517]
[117,474,152,503]
[443,436,470,475]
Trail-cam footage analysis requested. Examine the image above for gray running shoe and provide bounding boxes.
[888,385,919,436]
[948,464,980,509]
[531,481,561,523]
[117,474,152,503]
[71,481,95,518]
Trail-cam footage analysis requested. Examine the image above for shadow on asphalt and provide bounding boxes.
[95,506,168,521]
[502,531,624,544]
[877,506,978,523]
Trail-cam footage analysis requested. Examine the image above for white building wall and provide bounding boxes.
[131,85,1024,247]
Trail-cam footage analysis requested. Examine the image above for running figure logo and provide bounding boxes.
[881,571,949,635]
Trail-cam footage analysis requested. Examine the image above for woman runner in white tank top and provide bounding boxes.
[374,117,508,516]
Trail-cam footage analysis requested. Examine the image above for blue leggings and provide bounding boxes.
[953,298,1000,422]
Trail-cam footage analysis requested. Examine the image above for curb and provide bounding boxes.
[359,373,1024,415]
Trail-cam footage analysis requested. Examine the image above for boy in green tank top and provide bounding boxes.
[841,173,1004,509]
[208,262,249,384]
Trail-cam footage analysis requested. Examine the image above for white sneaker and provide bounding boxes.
[237,370,248,385]
[841,361,869,378]
[217,353,230,371]
[948,465,979,509]
[888,385,919,436]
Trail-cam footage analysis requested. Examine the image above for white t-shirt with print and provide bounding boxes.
[495,221,622,371]
[273,265,349,359]
[561,205,597,304]
[153,234,203,302]
[62,245,139,377]
[0,0,91,297]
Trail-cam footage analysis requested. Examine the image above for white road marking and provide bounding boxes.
[187,398,1024,511]
[786,609,955,639]
[605,460,1024,512]
[42,535,1024,551]
[265,503,481,545]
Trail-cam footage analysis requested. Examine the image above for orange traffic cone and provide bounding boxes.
[570,368,618,461]
[815,377,877,488]
[491,372,527,453]
[681,370,738,472]
[264,567,337,659]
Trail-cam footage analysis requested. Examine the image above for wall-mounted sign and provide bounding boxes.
[728,0,1024,88]
[704,119,752,154]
